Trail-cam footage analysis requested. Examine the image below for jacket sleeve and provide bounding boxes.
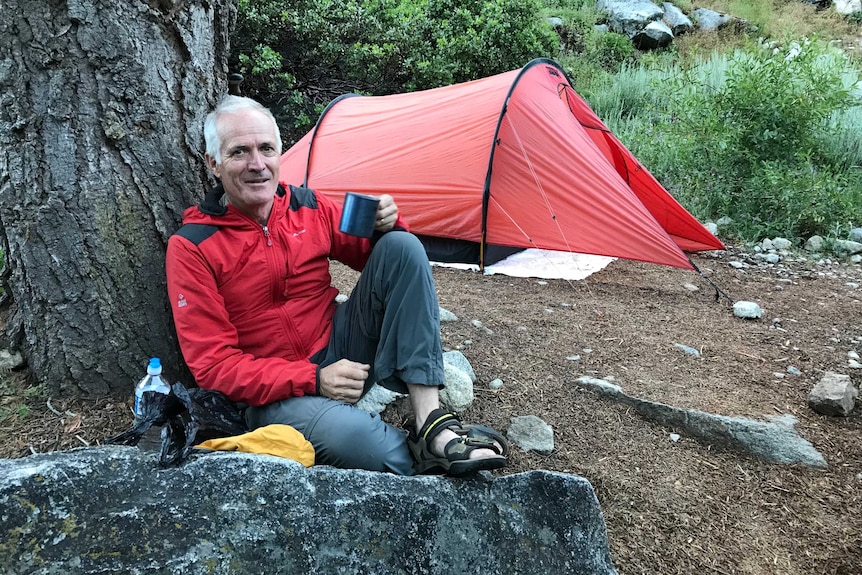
[166,235,318,406]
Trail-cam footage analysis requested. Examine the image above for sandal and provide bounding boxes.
[408,409,508,477]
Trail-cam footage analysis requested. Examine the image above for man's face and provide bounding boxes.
[206,109,280,219]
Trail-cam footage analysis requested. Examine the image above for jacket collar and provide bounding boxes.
[198,183,287,217]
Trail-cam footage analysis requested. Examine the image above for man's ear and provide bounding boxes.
[205,153,221,179]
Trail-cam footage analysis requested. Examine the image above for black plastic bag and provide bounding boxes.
[105,382,248,467]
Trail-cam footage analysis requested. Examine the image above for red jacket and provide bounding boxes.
[165,184,407,406]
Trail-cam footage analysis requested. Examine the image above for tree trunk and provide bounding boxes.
[0,0,235,396]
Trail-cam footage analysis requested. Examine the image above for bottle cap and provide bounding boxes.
[147,357,162,374]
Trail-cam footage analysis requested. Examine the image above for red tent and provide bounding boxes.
[280,58,724,269]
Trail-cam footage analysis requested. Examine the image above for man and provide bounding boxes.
[166,96,507,476]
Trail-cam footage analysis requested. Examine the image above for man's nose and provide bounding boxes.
[247,150,266,171]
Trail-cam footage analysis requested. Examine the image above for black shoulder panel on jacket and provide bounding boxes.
[174,223,219,246]
[199,184,228,216]
[288,185,318,212]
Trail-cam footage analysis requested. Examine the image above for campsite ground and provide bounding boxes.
[2,245,860,575]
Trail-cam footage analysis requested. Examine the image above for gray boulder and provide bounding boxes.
[832,239,862,256]
[662,2,693,35]
[0,447,618,575]
[574,376,826,468]
[835,0,862,16]
[693,8,732,31]
[633,20,674,49]
[596,0,664,37]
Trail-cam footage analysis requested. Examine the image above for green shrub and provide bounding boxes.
[637,38,861,241]
[232,0,558,145]
[584,31,637,71]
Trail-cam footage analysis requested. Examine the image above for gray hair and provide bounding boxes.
[203,96,282,164]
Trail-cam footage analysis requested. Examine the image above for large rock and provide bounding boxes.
[835,0,862,15]
[0,447,618,575]
[632,20,674,49]
[693,8,732,31]
[662,2,693,35]
[574,377,827,468]
[596,0,664,37]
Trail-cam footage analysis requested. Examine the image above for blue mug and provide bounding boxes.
[339,192,380,238]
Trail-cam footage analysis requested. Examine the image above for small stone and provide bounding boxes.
[683,283,699,292]
[848,351,860,360]
[537,280,548,286]
[733,301,763,319]
[544,308,554,314]
[674,343,701,357]
[440,364,475,413]
[849,360,862,369]
[805,235,824,252]
[443,350,477,383]
[729,261,745,269]
[669,433,681,442]
[772,237,792,250]
[439,307,459,322]
[808,372,858,416]
[787,366,802,376]
[488,379,504,390]
[773,372,786,379]
[566,355,581,361]
[507,415,554,454]
[755,253,780,264]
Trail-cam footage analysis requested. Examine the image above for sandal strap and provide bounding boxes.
[416,408,461,443]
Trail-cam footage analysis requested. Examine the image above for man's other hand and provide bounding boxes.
[318,359,369,403]
[374,194,398,232]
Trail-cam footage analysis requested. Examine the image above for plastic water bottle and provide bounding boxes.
[133,357,170,419]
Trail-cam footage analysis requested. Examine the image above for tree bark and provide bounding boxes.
[0,0,235,396]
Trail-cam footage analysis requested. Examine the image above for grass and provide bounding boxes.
[0,372,45,424]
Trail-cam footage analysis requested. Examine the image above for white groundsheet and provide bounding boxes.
[432,249,616,281]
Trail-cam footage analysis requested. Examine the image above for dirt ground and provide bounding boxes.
[2,245,860,575]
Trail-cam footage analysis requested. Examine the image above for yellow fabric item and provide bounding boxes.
[197,424,315,467]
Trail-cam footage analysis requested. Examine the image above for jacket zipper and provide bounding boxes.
[262,225,273,246]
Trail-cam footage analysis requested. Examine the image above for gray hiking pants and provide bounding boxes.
[245,231,445,475]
